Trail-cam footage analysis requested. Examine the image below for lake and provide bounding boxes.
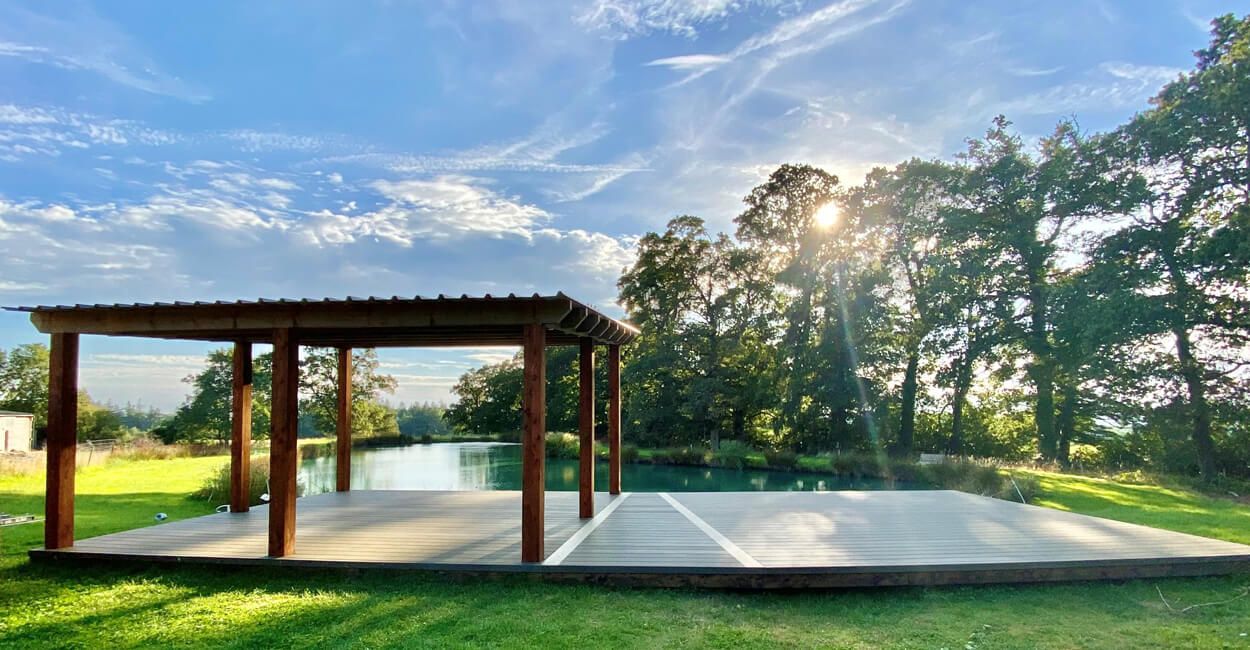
[299,442,921,494]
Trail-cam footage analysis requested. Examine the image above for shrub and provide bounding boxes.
[1069,443,1106,471]
[964,464,1005,496]
[830,452,885,478]
[544,432,580,460]
[763,449,798,470]
[831,454,862,477]
[620,444,640,464]
[648,448,672,464]
[192,456,303,509]
[886,459,919,482]
[664,446,708,466]
[420,434,434,445]
[300,442,334,459]
[1002,472,1041,503]
[712,440,752,469]
[111,436,191,461]
[920,459,964,486]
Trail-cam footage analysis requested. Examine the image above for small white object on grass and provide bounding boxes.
[154,512,168,521]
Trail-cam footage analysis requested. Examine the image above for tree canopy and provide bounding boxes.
[445,15,1250,482]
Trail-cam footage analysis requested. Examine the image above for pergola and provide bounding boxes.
[12,293,638,563]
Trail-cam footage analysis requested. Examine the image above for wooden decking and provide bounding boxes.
[31,490,1250,588]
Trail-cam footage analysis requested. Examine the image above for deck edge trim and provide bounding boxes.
[658,492,763,568]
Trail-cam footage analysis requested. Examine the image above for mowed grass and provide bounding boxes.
[0,457,1247,649]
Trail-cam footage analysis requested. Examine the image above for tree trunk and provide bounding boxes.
[895,350,919,457]
[1056,381,1076,469]
[1026,271,1058,460]
[732,408,745,440]
[1174,324,1218,481]
[946,359,972,456]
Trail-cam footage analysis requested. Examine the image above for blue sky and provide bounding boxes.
[0,0,1238,410]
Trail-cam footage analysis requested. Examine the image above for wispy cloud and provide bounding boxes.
[1006,65,1064,77]
[995,61,1183,115]
[577,0,786,38]
[646,54,732,70]
[651,0,909,88]
[0,4,208,102]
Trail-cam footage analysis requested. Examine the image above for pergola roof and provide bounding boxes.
[7,293,638,347]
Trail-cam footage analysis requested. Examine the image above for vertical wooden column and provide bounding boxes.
[577,337,595,518]
[230,342,253,513]
[268,328,299,557]
[335,347,352,492]
[45,332,78,550]
[521,323,546,562]
[608,344,622,495]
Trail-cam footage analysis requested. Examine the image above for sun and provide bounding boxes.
[813,203,839,229]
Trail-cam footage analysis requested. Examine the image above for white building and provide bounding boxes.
[0,410,34,452]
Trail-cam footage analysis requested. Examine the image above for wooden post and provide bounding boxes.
[521,323,546,562]
[45,332,78,549]
[608,343,622,495]
[230,342,253,513]
[578,337,595,518]
[335,347,352,492]
[269,328,299,557]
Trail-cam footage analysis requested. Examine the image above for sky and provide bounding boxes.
[0,0,1240,411]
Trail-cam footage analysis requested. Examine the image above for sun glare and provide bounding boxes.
[814,203,839,229]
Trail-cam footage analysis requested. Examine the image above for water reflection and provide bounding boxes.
[299,442,921,494]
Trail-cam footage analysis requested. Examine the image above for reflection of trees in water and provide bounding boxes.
[298,442,925,493]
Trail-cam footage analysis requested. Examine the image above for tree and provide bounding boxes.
[396,403,451,437]
[951,116,1137,460]
[0,343,50,428]
[444,356,523,437]
[1097,15,1250,481]
[160,349,273,444]
[734,164,879,452]
[849,160,962,455]
[619,216,780,448]
[77,391,125,441]
[300,348,399,438]
[618,216,716,445]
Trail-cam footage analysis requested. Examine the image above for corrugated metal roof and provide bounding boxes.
[5,292,639,346]
[6,291,597,313]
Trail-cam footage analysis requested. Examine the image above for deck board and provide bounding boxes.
[33,489,1250,588]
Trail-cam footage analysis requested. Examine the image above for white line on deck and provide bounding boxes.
[542,493,632,566]
[657,492,763,568]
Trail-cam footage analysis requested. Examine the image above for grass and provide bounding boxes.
[0,456,1248,648]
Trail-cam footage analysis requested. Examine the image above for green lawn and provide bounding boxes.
[1,457,1248,649]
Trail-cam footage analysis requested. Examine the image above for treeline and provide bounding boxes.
[0,342,449,444]
[158,347,450,443]
[1,342,166,440]
[448,16,1250,481]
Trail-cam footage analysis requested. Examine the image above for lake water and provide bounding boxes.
[299,442,921,494]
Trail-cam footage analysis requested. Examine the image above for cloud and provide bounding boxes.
[218,130,329,153]
[464,351,517,365]
[577,0,787,38]
[0,103,179,160]
[313,119,643,178]
[651,0,904,88]
[0,5,209,102]
[369,176,551,241]
[995,61,1184,115]
[646,54,732,70]
[86,353,206,368]
[1006,65,1064,77]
